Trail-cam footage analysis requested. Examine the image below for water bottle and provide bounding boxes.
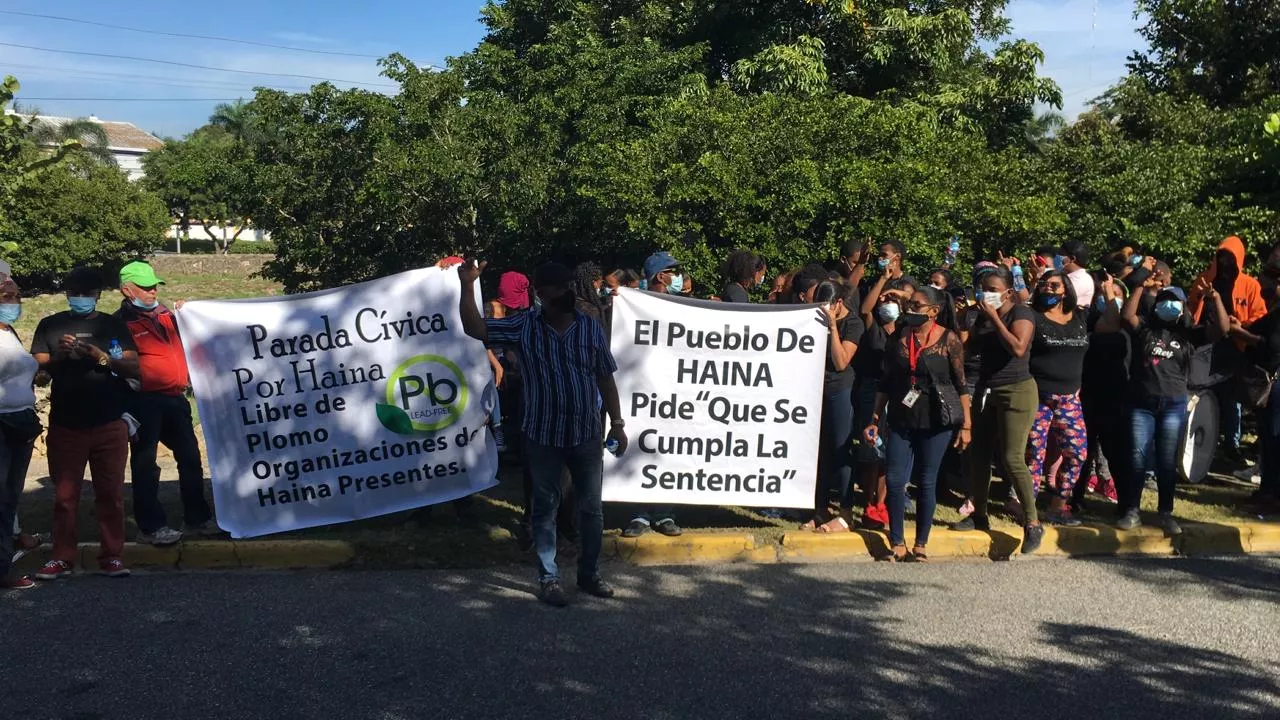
[108,339,123,360]
[945,236,960,265]
[873,434,885,460]
[605,438,621,457]
[1011,264,1026,293]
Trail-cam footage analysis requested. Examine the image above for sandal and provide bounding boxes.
[878,544,909,562]
[909,545,929,563]
[816,516,851,533]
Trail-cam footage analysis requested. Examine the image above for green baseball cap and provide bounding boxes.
[119,261,164,288]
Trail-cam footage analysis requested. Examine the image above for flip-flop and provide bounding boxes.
[878,545,908,562]
[909,546,929,563]
[816,517,851,533]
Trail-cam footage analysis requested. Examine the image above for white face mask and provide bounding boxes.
[980,291,1004,309]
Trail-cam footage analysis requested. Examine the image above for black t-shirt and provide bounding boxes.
[824,312,866,393]
[32,311,138,429]
[972,304,1035,388]
[1082,309,1130,399]
[1029,312,1089,395]
[720,283,750,304]
[881,327,969,430]
[854,321,889,382]
[1128,321,1209,401]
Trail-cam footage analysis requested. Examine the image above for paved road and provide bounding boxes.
[3,558,1279,720]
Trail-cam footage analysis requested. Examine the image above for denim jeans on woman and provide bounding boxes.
[884,425,953,547]
[1127,396,1189,514]
[525,437,604,583]
[0,409,39,579]
[816,387,856,510]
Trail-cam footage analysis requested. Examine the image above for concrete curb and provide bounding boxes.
[10,521,1278,572]
[15,540,355,572]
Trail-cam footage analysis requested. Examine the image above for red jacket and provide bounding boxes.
[116,302,190,395]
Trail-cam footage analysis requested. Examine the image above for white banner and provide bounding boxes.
[178,267,498,538]
[603,289,825,508]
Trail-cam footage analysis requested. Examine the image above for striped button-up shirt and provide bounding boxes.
[487,309,617,448]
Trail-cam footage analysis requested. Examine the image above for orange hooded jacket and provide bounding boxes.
[1187,236,1268,326]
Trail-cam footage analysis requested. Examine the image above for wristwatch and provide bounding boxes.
[98,354,110,368]
[611,419,626,429]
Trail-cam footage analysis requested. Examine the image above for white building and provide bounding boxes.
[21,113,165,181]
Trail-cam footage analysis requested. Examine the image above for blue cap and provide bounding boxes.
[643,251,680,280]
[1158,286,1188,304]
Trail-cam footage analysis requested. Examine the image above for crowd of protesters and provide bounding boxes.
[459,235,1280,603]
[3,235,1280,605]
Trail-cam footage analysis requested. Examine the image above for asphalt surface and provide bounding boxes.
[3,557,1279,720]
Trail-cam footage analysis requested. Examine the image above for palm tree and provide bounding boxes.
[1023,110,1066,149]
[210,99,252,140]
[27,116,115,165]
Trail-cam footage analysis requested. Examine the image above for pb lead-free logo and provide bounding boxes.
[376,355,468,434]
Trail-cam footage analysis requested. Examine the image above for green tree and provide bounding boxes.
[2,76,80,248]
[142,126,254,253]
[209,99,256,141]
[2,155,170,280]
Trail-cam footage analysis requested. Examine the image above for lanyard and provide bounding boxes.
[907,326,939,377]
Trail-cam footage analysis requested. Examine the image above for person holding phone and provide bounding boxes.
[954,266,1044,555]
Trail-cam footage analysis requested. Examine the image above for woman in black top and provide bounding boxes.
[1073,271,1129,511]
[1025,271,1090,526]
[1231,305,1280,508]
[804,281,864,531]
[1099,277,1227,535]
[863,286,970,561]
[954,266,1044,555]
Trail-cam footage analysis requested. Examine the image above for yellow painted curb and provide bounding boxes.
[609,533,755,566]
[1177,524,1249,556]
[781,531,873,561]
[222,540,356,569]
[1246,523,1280,553]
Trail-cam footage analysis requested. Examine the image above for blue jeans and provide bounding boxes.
[1222,398,1243,453]
[816,387,856,510]
[1128,397,1189,514]
[885,425,953,547]
[525,437,604,584]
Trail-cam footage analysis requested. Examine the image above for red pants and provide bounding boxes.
[48,421,129,564]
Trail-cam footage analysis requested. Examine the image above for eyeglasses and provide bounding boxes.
[904,301,937,311]
[1039,283,1066,292]
[137,285,159,292]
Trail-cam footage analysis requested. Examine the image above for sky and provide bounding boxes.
[0,1,1144,139]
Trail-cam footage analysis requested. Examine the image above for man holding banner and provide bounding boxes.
[458,260,627,608]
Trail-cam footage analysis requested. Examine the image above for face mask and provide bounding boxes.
[900,311,928,328]
[1038,294,1062,308]
[930,283,946,291]
[876,257,891,271]
[1154,300,1183,323]
[68,296,97,315]
[1094,295,1122,312]
[666,274,685,294]
[131,298,159,310]
[980,291,1004,309]
[1053,256,1066,271]
[0,304,20,325]
[876,302,900,324]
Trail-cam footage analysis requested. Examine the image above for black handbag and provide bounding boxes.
[922,340,964,428]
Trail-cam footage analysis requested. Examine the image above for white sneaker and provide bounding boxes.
[137,527,183,546]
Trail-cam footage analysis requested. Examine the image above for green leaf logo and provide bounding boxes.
[376,403,417,435]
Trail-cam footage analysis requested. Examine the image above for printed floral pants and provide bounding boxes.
[1026,392,1088,499]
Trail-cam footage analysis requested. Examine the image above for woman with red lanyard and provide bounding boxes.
[863,286,970,561]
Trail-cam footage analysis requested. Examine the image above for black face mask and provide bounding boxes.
[546,291,576,314]
[900,312,928,328]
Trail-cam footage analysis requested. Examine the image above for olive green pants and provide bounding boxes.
[969,378,1039,525]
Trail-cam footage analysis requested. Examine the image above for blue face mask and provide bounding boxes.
[1094,295,1123,312]
[68,296,97,315]
[131,298,159,310]
[1154,300,1183,323]
[0,304,20,325]
[1040,294,1062,308]
[1053,255,1066,271]
[667,274,685,294]
[876,257,891,271]
[876,302,900,324]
